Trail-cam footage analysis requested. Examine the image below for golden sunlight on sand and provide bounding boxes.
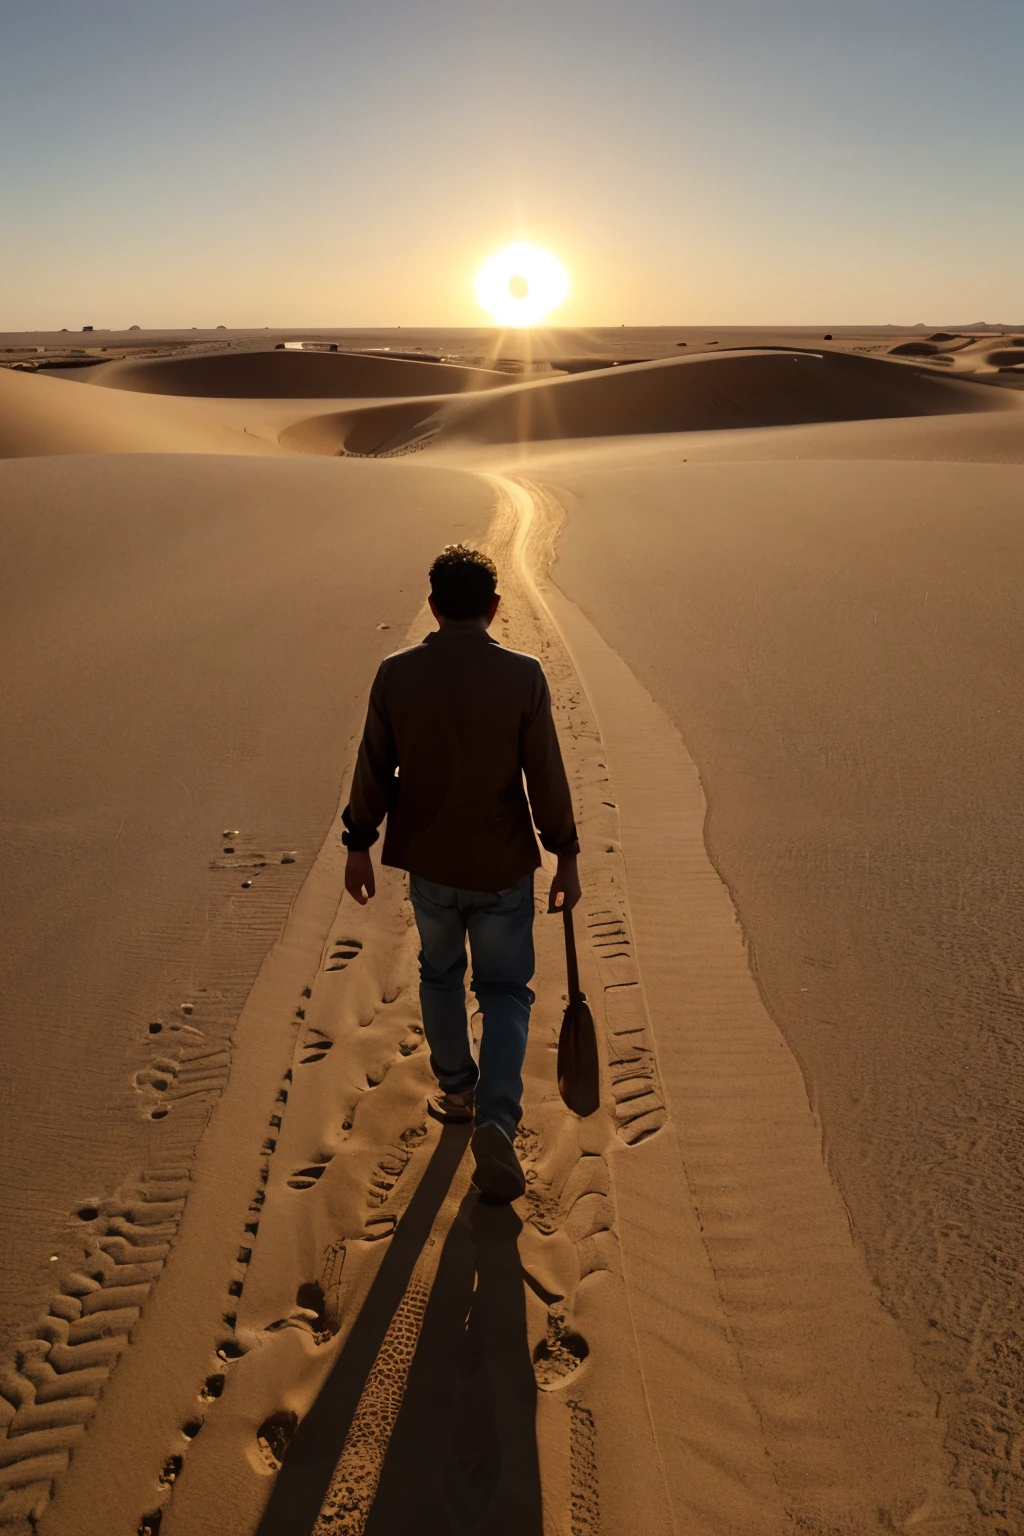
[3,322,1024,1534]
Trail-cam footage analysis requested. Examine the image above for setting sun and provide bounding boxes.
[474,242,570,327]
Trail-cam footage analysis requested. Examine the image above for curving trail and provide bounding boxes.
[6,466,982,1536]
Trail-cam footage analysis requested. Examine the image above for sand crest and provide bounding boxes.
[88,348,507,399]
[0,367,288,459]
[282,346,1014,458]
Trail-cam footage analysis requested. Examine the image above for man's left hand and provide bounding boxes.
[548,853,581,913]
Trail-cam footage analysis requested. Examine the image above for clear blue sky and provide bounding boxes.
[1,0,1021,327]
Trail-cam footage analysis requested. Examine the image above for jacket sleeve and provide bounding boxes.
[342,663,397,851]
[521,664,580,858]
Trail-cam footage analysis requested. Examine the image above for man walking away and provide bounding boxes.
[341,545,581,1203]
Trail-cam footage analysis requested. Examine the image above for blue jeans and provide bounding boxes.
[409,873,536,1140]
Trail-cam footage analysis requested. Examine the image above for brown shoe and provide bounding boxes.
[427,1090,475,1125]
[470,1122,526,1203]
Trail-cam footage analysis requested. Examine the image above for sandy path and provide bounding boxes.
[27,466,984,1536]
[77,488,681,1536]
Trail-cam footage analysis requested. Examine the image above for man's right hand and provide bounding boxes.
[345,849,376,905]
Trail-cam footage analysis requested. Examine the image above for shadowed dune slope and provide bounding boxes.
[284,347,1013,457]
[87,348,507,399]
[0,365,282,459]
[889,335,1024,372]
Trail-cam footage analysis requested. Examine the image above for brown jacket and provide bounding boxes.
[342,624,578,890]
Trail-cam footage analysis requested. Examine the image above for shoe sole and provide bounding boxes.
[470,1123,526,1203]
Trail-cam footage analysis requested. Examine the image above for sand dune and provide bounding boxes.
[0,452,493,1527]
[983,347,1024,369]
[0,366,282,459]
[86,348,507,399]
[549,452,1024,1532]
[890,334,1024,373]
[5,345,1017,466]
[283,346,1012,456]
[3,325,1024,1534]
[498,403,1024,475]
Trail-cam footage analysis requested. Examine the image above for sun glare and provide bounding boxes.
[475,243,569,327]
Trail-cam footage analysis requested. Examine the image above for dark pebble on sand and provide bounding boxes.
[242,880,252,889]
[149,1021,162,1034]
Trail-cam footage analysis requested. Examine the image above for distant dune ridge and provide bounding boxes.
[2,327,1024,1535]
[285,346,1009,456]
[88,346,508,399]
[1,341,1010,464]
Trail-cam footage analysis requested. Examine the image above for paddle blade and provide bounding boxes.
[557,992,600,1117]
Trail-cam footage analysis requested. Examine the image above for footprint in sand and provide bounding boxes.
[266,1282,335,1344]
[364,1213,397,1241]
[257,1410,298,1470]
[532,1312,590,1390]
[366,1145,410,1206]
[300,1033,334,1065]
[158,1455,182,1488]
[135,1059,178,1095]
[288,1162,330,1191]
[326,936,363,972]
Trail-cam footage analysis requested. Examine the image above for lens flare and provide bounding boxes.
[475,243,569,327]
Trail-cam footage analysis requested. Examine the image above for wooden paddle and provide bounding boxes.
[556,906,600,1117]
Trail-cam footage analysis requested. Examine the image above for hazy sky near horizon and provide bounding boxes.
[2,0,1022,328]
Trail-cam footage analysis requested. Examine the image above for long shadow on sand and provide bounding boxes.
[255,1125,471,1536]
[364,1194,541,1536]
[255,1127,540,1536]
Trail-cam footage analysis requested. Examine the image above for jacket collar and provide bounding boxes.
[424,625,498,645]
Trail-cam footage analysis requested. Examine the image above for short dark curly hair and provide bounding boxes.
[429,544,498,621]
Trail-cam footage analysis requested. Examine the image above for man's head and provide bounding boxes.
[428,544,499,625]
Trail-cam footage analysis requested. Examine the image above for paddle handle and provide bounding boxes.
[563,906,582,999]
